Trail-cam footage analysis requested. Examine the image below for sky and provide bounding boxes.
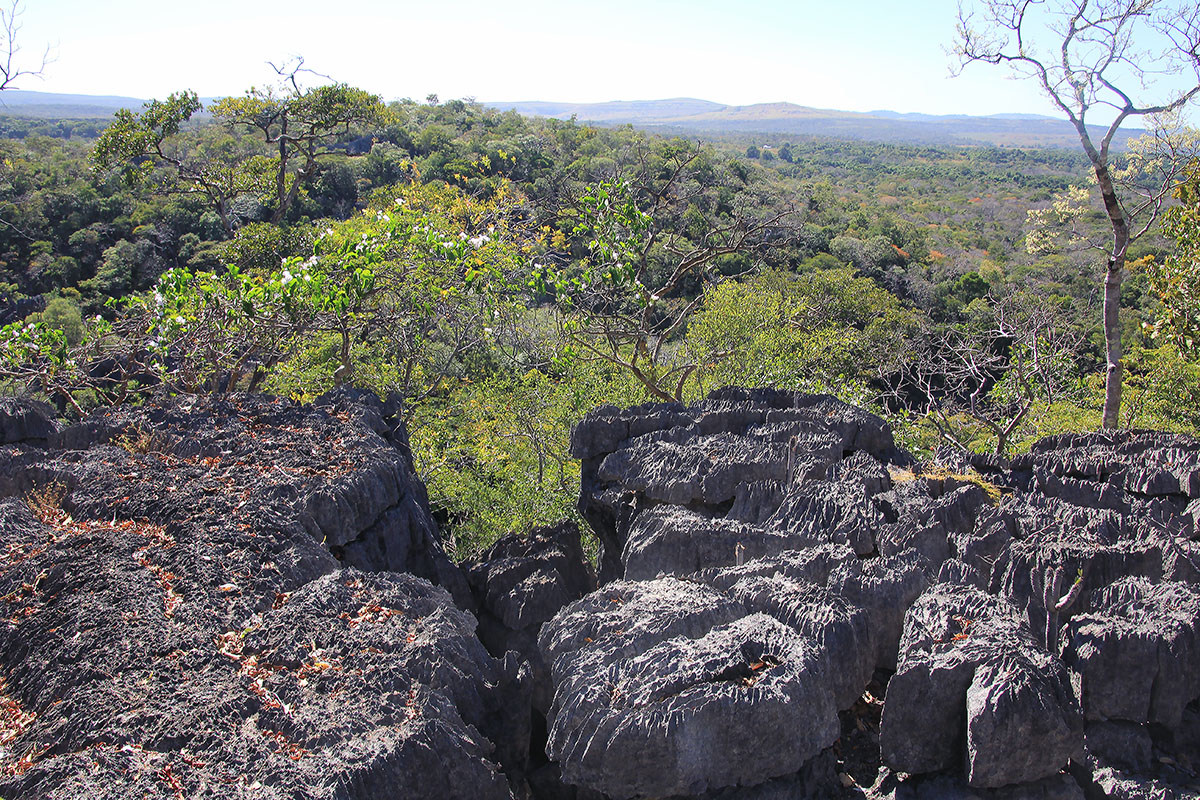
[11,0,1199,121]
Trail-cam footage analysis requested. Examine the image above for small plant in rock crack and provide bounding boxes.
[114,426,174,456]
[1041,564,1086,652]
[24,481,68,526]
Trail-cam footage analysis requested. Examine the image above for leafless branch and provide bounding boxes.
[0,0,49,92]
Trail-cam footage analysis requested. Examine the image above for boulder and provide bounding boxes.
[545,612,839,799]
[1061,578,1200,729]
[880,584,1083,788]
[0,393,518,800]
[0,396,57,445]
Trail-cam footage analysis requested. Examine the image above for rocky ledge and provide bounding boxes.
[1,388,1199,800]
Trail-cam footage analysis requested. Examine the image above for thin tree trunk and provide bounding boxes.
[1073,123,1128,430]
[1101,257,1124,428]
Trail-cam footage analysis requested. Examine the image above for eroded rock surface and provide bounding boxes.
[6,388,1200,799]
[466,520,596,713]
[547,391,1200,800]
[0,393,521,799]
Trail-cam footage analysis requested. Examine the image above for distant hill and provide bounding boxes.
[0,90,146,118]
[0,91,1141,149]
[0,90,225,120]
[487,98,1139,149]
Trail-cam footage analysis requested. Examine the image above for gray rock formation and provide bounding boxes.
[0,395,57,444]
[1061,578,1200,730]
[0,393,521,800]
[466,521,596,713]
[880,584,1083,788]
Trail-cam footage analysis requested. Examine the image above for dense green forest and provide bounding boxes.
[3,83,1199,555]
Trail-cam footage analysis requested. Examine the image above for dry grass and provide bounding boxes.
[114,427,174,456]
[889,466,1004,503]
[23,481,68,526]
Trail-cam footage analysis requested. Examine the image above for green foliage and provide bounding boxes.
[410,362,641,557]
[210,72,384,225]
[91,92,275,237]
[1148,162,1200,357]
[1119,344,1200,433]
[91,91,203,186]
[28,296,84,345]
[220,221,316,273]
[686,267,920,402]
[14,86,1200,556]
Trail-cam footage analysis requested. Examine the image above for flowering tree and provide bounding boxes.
[955,0,1200,428]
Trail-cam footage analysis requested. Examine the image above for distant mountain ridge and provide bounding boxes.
[0,90,225,119]
[0,90,145,118]
[0,90,1139,149]
[487,97,1138,149]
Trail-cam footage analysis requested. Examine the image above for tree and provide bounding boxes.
[92,92,273,237]
[1147,159,1200,356]
[900,291,1087,455]
[955,0,1200,428]
[1,0,49,92]
[209,59,384,225]
[685,267,921,403]
[535,143,795,402]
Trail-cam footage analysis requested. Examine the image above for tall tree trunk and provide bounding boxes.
[1101,256,1124,428]
[1075,125,1128,430]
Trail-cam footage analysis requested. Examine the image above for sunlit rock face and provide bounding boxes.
[545,389,1200,799]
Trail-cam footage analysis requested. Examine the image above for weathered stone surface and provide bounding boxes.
[0,396,57,444]
[12,389,1200,799]
[724,575,875,709]
[572,389,901,582]
[891,772,1086,800]
[880,584,1082,788]
[830,549,931,669]
[466,521,595,713]
[546,612,839,799]
[540,577,746,707]
[1070,755,1200,800]
[0,393,518,800]
[1061,578,1200,729]
[623,505,821,580]
[1084,721,1155,773]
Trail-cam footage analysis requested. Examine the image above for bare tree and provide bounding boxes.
[954,0,1200,428]
[1,0,49,91]
[902,292,1086,456]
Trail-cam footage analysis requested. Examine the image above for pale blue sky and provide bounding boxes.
[14,0,1198,120]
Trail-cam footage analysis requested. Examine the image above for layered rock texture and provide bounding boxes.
[2,388,1200,799]
[550,389,1200,799]
[0,393,526,799]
